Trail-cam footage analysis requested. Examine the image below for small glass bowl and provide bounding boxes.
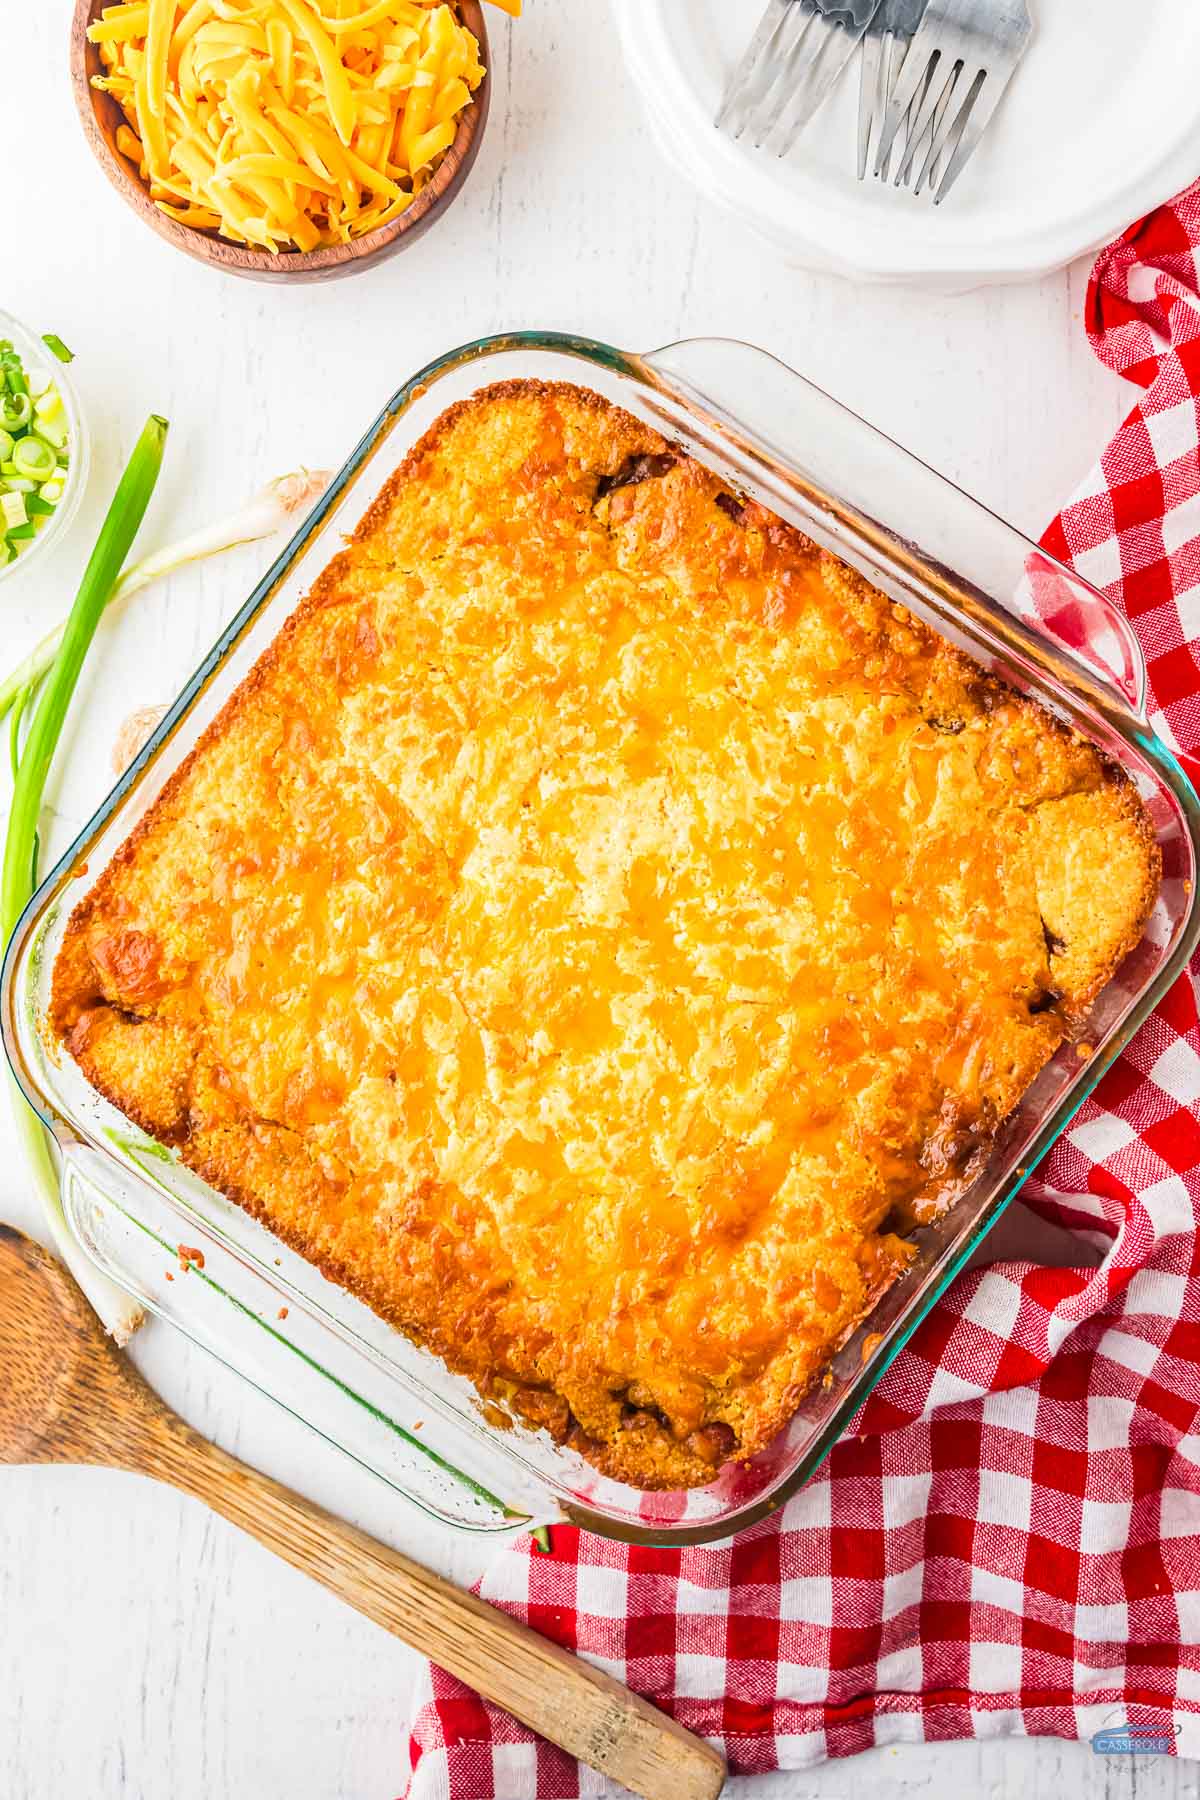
[0,309,90,588]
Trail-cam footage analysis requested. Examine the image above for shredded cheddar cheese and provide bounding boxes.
[89,0,511,253]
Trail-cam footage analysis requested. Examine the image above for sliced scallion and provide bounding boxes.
[12,436,56,482]
[32,414,67,452]
[0,333,74,567]
[0,394,32,432]
[1,353,28,398]
[34,389,63,427]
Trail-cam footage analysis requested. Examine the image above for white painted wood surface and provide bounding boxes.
[1,4,1195,1796]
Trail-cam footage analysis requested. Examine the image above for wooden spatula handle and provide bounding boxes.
[146,1414,725,1800]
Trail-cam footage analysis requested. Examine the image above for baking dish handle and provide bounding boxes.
[1015,544,1148,720]
[637,337,1150,720]
[56,1140,548,1536]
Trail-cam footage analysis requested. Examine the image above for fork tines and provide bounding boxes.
[857,0,928,182]
[717,0,885,158]
[873,0,1033,202]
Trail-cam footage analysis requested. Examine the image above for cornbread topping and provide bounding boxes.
[51,381,1159,1489]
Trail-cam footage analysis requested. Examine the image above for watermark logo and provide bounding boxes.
[1091,1714,1177,1756]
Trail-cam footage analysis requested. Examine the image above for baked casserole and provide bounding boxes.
[50,381,1159,1490]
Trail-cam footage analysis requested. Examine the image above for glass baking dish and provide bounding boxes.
[4,332,1198,1547]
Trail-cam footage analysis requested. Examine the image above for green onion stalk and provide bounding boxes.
[0,466,331,730]
[3,416,168,1341]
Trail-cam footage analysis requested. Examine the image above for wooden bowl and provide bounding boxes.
[70,0,490,283]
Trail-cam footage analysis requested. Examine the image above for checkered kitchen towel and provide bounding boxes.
[406,185,1200,1797]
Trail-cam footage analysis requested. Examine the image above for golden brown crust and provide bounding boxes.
[50,379,1160,1490]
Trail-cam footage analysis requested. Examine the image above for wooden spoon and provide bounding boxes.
[0,1224,725,1800]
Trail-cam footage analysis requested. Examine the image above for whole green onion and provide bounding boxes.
[3,414,168,1340]
[8,679,34,782]
[0,465,330,730]
[2,415,168,936]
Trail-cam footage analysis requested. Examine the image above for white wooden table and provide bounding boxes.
[2,5,1196,1797]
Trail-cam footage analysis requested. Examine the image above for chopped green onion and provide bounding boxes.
[33,389,63,427]
[41,333,74,364]
[1,347,28,398]
[32,413,67,452]
[0,336,74,570]
[12,436,56,481]
[0,393,32,432]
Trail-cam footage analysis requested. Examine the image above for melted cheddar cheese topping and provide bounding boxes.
[52,382,1159,1489]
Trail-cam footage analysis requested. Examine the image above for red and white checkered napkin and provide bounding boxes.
[405,185,1200,1798]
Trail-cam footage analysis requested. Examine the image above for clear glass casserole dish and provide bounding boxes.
[4,332,1198,1546]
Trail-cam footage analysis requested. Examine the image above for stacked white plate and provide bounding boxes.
[613,0,1200,286]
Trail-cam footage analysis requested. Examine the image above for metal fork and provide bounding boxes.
[857,0,928,180]
[873,0,1034,202]
[717,0,885,156]
[876,40,958,192]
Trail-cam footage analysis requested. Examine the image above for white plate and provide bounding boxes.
[614,0,1200,286]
